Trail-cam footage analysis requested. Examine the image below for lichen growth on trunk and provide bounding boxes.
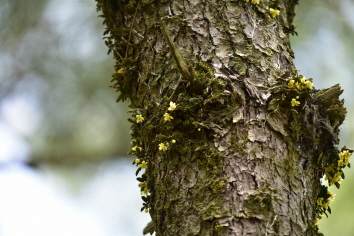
[96,0,350,235]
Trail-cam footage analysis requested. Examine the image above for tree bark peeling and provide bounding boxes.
[97,0,346,235]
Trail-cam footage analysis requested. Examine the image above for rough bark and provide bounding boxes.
[97,0,346,235]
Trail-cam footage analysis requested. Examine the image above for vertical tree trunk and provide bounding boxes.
[97,0,347,235]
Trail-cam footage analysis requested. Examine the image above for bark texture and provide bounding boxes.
[97,0,346,235]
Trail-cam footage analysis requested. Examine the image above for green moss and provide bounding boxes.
[280,149,297,179]
[194,61,212,74]
[214,222,223,231]
[141,0,155,6]
[200,199,230,220]
[193,61,213,79]
[243,185,274,218]
[211,177,227,194]
[229,57,247,75]
[230,136,247,155]
[204,77,227,106]
[288,111,302,141]
[209,78,226,94]
[97,0,321,234]
[124,1,136,13]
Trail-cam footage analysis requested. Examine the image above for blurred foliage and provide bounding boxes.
[292,0,354,235]
[0,0,131,165]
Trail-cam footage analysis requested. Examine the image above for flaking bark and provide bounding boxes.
[97,0,345,235]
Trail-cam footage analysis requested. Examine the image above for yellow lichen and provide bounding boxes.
[138,161,148,169]
[136,114,144,123]
[269,8,280,18]
[288,76,313,90]
[291,96,300,106]
[132,145,142,151]
[338,150,350,167]
[159,143,169,151]
[244,0,259,4]
[163,113,174,122]
[168,101,177,111]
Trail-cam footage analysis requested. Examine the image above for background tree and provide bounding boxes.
[0,0,131,166]
[97,0,351,235]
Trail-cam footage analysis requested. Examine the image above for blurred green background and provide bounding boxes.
[0,0,353,235]
[0,0,131,166]
[293,1,354,234]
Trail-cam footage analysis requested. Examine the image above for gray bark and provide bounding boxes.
[97,0,346,235]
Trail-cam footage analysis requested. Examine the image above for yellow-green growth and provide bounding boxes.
[194,61,213,79]
[316,148,352,223]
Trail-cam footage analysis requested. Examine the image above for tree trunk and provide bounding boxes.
[96,0,347,235]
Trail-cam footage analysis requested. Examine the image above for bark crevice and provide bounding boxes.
[97,0,346,235]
